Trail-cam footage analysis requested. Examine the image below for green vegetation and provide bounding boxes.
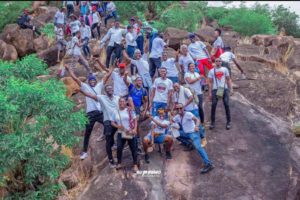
[0,55,87,199]
[0,1,32,31]
[41,23,55,42]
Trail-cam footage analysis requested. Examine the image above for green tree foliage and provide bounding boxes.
[271,5,300,37]
[205,7,229,22]
[219,8,276,36]
[0,55,87,199]
[41,23,55,41]
[0,1,32,31]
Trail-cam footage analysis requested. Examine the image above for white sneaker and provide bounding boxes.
[96,135,105,142]
[80,152,88,160]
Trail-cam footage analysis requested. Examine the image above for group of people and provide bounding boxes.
[19,1,247,175]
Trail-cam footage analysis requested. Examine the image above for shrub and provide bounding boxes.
[205,7,229,22]
[41,23,55,42]
[0,55,87,199]
[219,8,276,36]
[0,1,32,31]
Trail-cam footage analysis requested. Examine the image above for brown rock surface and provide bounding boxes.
[33,35,49,52]
[0,40,18,61]
[164,27,189,50]
[37,45,59,66]
[195,26,215,43]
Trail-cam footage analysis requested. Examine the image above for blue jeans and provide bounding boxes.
[82,37,90,57]
[189,109,199,118]
[127,45,136,75]
[167,76,179,83]
[177,131,211,165]
[152,101,167,117]
[104,11,117,26]
[149,57,161,78]
[136,35,144,55]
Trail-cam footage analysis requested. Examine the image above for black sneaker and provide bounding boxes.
[166,151,172,159]
[137,148,144,155]
[200,164,214,174]
[226,122,231,130]
[145,154,150,164]
[209,123,215,130]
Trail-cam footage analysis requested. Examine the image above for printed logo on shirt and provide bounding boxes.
[157,82,167,93]
[215,71,224,80]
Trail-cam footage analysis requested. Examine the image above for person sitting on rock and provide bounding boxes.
[171,103,214,174]
[161,50,179,83]
[143,108,173,163]
[211,28,224,62]
[149,67,173,117]
[207,58,233,130]
[111,97,139,172]
[220,46,245,79]
[17,9,41,36]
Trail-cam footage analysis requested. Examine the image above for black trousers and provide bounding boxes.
[106,44,122,68]
[83,111,103,152]
[211,89,231,124]
[104,120,117,160]
[91,23,100,38]
[117,133,138,165]
[197,94,205,124]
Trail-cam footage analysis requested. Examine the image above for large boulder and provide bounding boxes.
[37,45,59,66]
[32,6,58,29]
[0,24,20,43]
[235,44,265,61]
[164,27,189,50]
[287,44,300,70]
[222,31,240,50]
[0,40,18,61]
[195,26,215,43]
[33,35,49,52]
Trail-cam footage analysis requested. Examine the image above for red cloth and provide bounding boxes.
[65,24,71,36]
[197,58,213,77]
[211,48,224,62]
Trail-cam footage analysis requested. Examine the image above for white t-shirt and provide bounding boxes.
[208,67,230,90]
[149,37,166,58]
[130,58,149,76]
[220,52,235,63]
[112,71,131,97]
[172,87,198,111]
[70,20,81,34]
[153,77,173,103]
[97,95,120,121]
[92,12,100,24]
[179,54,194,73]
[80,25,91,39]
[184,71,202,95]
[100,27,126,47]
[81,81,103,113]
[213,36,224,48]
[71,36,81,56]
[125,32,137,47]
[55,11,65,25]
[152,116,170,134]
[162,58,178,77]
[112,108,136,131]
[55,26,64,40]
[188,41,208,60]
[173,112,196,133]
[106,2,116,12]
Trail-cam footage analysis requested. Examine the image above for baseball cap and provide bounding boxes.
[188,33,196,39]
[118,63,126,68]
[88,74,96,82]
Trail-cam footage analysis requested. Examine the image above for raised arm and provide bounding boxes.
[233,58,244,74]
[123,71,130,86]
[102,67,114,85]
[80,89,97,101]
[65,65,82,86]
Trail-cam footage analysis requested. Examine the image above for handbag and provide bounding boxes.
[214,68,226,98]
[117,109,133,139]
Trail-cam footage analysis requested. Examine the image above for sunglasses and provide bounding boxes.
[176,107,183,110]
[215,60,222,62]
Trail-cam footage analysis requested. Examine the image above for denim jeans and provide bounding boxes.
[152,101,167,117]
[197,94,205,124]
[149,57,162,78]
[167,76,179,83]
[177,131,211,165]
[104,120,117,160]
[82,37,90,57]
[127,45,137,75]
[91,23,100,38]
[104,11,117,26]
[136,35,144,55]
[211,89,231,124]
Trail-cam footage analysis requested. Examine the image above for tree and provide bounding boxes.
[271,5,300,37]
[0,55,87,199]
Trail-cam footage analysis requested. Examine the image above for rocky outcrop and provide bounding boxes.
[32,6,58,29]
[37,45,59,66]
[0,40,18,61]
[222,31,240,50]
[195,26,215,43]
[164,27,189,50]
[33,35,49,52]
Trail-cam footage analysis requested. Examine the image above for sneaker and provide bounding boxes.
[80,152,88,160]
[137,148,144,155]
[200,163,214,174]
[226,122,231,130]
[109,159,116,168]
[144,154,150,164]
[201,138,207,148]
[132,164,139,173]
[209,123,215,130]
[166,151,172,159]
[116,163,122,170]
[96,134,105,142]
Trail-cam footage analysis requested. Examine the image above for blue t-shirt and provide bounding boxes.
[128,83,147,107]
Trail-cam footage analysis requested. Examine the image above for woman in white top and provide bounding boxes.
[91,6,101,39]
[111,97,138,172]
[184,63,205,124]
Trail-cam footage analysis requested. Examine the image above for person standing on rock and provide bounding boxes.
[125,25,138,76]
[143,108,173,163]
[149,33,169,78]
[100,19,126,68]
[188,33,212,89]
[80,20,92,59]
[161,51,179,83]
[220,46,245,78]
[91,6,101,40]
[208,58,233,130]
[55,23,67,63]
[80,82,120,168]
[178,44,194,79]
[171,103,214,174]
[69,14,81,36]
[65,65,111,160]
[54,7,67,28]
[149,67,173,117]
[211,28,224,62]
[111,97,139,172]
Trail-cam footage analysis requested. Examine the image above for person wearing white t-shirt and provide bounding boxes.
[125,25,138,75]
[111,97,138,172]
[54,7,66,26]
[66,65,112,160]
[71,31,91,73]
[161,51,179,83]
[184,62,205,124]
[122,48,152,90]
[178,44,194,82]
[55,23,67,62]
[80,20,91,58]
[104,1,118,27]
[220,46,245,78]
[149,67,173,117]
[69,15,81,36]
[171,103,214,174]
[143,108,173,163]
[91,6,101,39]
[149,33,169,78]
[207,58,232,130]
